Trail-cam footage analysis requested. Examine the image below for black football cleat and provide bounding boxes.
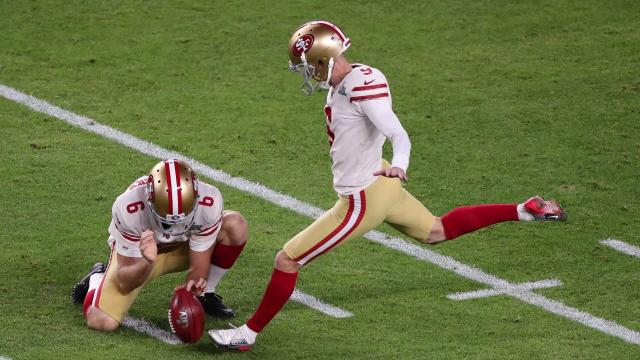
[71,262,106,304]
[198,292,235,319]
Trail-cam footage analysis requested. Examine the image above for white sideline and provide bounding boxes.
[1,84,639,346]
[600,238,640,258]
[122,315,182,345]
[0,356,12,360]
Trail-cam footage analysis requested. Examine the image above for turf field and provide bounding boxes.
[1,1,639,359]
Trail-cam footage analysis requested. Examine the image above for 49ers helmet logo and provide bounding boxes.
[292,34,314,57]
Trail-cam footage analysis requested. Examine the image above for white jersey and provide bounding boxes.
[325,64,411,195]
[107,176,224,257]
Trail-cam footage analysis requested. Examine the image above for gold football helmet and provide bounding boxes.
[288,20,351,95]
[145,159,199,235]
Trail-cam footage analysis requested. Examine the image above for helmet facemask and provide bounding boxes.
[289,53,334,96]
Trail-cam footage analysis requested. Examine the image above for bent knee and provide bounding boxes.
[414,235,443,245]
[425,217,446,245]
[86,307,120,332]
[221,211,248,245]
[425,237,445,245]
[275,250,300,273]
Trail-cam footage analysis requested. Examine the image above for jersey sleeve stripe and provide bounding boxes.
[119,230,140,242]
[198,222,218,233]
[349,93,389,102]
[114,223,140,241]
[196,223,219,236]
[195,220,222,236]
[351,83,388,92]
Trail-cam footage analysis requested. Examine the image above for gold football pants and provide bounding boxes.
[93,242,190,323]
[284,174,435,265]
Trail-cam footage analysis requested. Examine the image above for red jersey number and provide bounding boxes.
[126,201,145,214]
[359,67,373,75]
[324,106,335,146]
[198,196,214,207]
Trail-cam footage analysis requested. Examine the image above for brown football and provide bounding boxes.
[168,288,205,343]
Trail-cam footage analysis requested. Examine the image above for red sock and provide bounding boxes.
[211,242,246,269]
[441,204,518,240]
[246,269,298,333]
[83,289,96,318]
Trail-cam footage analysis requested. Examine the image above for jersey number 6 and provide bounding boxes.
[198,196,214,207]
[126,201,145,214]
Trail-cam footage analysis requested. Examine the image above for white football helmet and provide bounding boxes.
[145,159,199,236]
[288,20,351,95]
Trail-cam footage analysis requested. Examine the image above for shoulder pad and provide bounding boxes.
[346,65,390,103]
[111,190,146,240]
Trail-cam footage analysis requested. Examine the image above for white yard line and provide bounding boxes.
[600,238,640,259]
[0,356,12,360]
[123,293,353,346]
[291,289,353,318]
[2,83,639,346]
[122,315,182,345]
[448,279,562,301]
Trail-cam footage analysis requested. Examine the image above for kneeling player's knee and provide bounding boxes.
[415,235,442,245]
[415,235,434,245]
[222,211,248,245]
[425,217,446,245]
[275,250,300,273]
[86,307,120,332]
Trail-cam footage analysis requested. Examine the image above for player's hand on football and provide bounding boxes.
[176,278,207,296]
[373,166,408,182]
[139,230,158,263]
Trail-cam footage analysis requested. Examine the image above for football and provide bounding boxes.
[168,288,205,343]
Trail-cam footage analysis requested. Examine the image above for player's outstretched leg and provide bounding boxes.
[199,211,248,319]
[208,250,300,351]
[427,196,566,244]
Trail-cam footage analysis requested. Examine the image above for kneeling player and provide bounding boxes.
[71,159,248,331]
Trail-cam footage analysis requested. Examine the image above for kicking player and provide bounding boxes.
[209,20,566,351]
[71,159,248,331]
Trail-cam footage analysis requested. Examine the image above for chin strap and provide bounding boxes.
[319,57,335,90]
[295,54,337,96]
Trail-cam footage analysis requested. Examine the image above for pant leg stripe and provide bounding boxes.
[306,190,367,263]
[293,195,355,262]
[297,190,366,265]
[94,242,116,308]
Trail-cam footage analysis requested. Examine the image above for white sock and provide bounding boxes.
[517,203,534,221]
[88,272,104,292]
[240,324,257,342]
[205,265,228,293]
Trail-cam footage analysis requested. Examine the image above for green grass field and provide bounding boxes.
[1,1,639,359]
